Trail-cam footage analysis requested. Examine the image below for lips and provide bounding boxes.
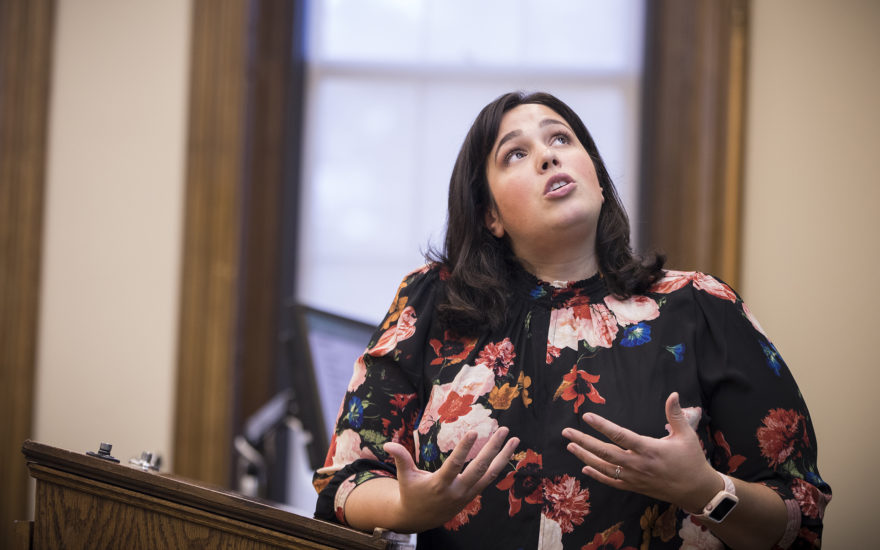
[544,173,575,195]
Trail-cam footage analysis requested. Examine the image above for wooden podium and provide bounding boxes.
[21,440,412,549]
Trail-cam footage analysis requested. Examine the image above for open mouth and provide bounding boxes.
[545,173,574,194]
[549,180,570,192]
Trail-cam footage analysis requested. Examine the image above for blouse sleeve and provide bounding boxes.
[691,273,831,549]
[312,265,439,526]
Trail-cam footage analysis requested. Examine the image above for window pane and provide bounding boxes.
[309,0,644,71]
[298,78,423,321]
[309,0,425,63]
[424,0,521,65]
[520,0,644,71]
[299,0,645,324]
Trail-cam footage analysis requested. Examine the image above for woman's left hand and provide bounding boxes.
[562,392,722,512]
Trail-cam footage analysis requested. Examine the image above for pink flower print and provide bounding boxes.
[542,474,591,534]
[604,294,661,326]
[476,338,516,377]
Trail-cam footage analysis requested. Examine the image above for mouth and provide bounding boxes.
[545,173,575,195]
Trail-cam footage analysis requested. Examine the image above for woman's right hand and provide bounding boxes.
[345,427,519,533]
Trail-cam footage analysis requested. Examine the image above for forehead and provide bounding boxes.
[496,103,566,136]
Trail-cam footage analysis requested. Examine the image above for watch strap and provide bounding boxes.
[690,472,738,523]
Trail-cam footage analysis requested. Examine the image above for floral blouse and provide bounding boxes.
[313,263,831,549]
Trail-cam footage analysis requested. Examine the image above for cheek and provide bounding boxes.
[576,160,603,199]
[492,176,530,212]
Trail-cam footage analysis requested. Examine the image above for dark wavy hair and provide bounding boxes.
[427,91,664,334]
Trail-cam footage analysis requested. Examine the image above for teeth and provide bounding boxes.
[550,181,567,191]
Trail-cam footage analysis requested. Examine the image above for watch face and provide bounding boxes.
[708,496,737,521]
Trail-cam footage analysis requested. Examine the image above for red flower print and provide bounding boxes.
[390,392,416,413]
[563,291,592,308]
[567,293,593,321]
[429,330,477,366]
[496,449,543,516]
[581,522,637,550]
[437,391,474,423]
[323,435,338,469]
[476,338,516,377]
[554,366,605,412]
[391,411,417,451]
[546,344,561,364]
[444,495,482,531]
[712,430,746,473]
[792,478,828,519]
[757,408,810,468]
[543,474,591,534]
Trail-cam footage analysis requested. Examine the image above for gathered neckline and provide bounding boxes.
[510,261,609,307]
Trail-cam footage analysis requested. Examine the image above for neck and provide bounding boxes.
[513,243,600,283]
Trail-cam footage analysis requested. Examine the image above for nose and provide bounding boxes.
[539,148,560,172]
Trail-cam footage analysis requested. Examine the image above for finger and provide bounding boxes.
[581,413,643,453]
[471,436,520,493]
[459,429,518,490]
[384,441,417,476]
[435,431,478,484]
[580,463,624,486]
[664,392,691,435]
[563,431,624,471]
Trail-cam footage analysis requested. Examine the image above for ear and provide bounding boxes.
[484,204,505,238]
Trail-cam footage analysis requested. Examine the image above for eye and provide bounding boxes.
[503,149,526,165]
[551,133,571,146]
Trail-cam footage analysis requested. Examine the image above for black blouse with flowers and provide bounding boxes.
[313,263,830,550]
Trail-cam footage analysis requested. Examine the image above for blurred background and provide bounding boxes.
[2,0,877,547]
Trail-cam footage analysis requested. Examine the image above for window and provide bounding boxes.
[297,0,645,323]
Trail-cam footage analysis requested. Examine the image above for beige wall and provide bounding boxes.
[743,0,879,546]
[34,0,191,470]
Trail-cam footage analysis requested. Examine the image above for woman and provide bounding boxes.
[313,92,830,549]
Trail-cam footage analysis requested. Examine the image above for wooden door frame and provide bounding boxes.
[0,0,56,545]
[173,0,304,488]
[639,0,749,287]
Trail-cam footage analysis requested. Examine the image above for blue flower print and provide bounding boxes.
[806,471,830,491]
[345,396,364,429]
[665,343,685,363]
[529,285,546,299]
[761,341,782,376]
[621,322,652,347]
[421,440,439,462]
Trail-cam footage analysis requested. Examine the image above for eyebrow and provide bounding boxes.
[493,118,569,163]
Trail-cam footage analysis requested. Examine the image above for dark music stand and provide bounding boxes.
[284,303,376,470]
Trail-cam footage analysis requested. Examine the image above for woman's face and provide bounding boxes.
[484,103,604,257]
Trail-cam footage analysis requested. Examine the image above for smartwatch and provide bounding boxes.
[691,472,738,523]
